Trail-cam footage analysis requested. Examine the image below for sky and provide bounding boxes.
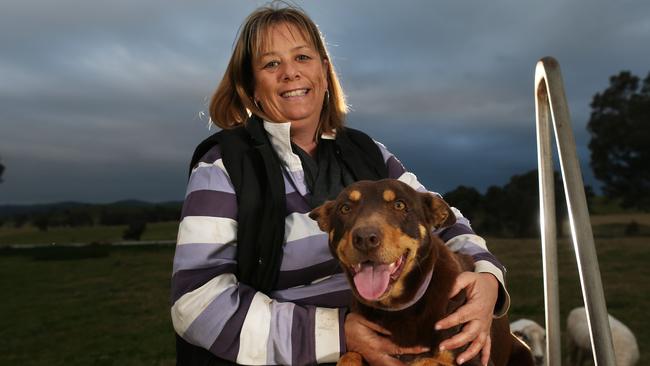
[1,0,649,204]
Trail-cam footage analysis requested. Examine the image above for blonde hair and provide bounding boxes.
[209,2,348,133]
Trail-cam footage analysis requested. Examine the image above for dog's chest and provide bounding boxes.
[359,297,447,348]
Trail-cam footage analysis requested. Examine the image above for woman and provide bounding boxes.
[171,3,509,365]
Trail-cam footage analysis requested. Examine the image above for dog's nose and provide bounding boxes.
[352,227,382,252]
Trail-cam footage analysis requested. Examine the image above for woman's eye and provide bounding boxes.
[297,54,311,61]
[394,200,406,211]
[339,204,351,214]
[263,60,279,69]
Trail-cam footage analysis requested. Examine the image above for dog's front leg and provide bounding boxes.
[408,350,456,366]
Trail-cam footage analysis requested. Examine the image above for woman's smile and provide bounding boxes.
[280,88,310,98]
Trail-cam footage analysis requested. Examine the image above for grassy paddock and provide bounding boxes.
[490,237,648,365]
[0,245,176,366]
[0,237,646,365]
[0,222,179,246]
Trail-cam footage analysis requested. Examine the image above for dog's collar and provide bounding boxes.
[382,266,434,312]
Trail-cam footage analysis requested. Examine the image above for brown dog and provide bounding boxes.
[309,179,533,366]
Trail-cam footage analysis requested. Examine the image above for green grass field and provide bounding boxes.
[490,237,648,365]
[0,221,647,365]
[0,222,179,246]
[0,245,176,366]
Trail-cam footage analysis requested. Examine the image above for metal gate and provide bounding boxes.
[534,57,617,366]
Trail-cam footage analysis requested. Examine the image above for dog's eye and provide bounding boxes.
[393,200,406,211]
[339,204,351,214]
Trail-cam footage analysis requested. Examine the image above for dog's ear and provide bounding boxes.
[309,200,335,232]
[420,193,456,229]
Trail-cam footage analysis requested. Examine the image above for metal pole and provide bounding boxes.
[535,78,561,366]
[534,57,616,366]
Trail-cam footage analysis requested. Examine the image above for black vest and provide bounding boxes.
[188,116,387,292]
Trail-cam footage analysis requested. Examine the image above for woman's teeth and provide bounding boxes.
[281,89,308,97]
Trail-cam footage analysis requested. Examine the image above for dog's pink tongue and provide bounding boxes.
[353,263,391,301]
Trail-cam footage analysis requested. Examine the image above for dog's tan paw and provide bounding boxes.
[337,351,363,366]
[409,350,456,366]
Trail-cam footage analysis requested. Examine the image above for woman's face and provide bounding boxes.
[253,22,328,129]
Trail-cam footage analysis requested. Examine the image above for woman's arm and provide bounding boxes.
[171,146,345,365]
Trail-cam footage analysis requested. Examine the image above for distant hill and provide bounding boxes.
[0,200,183,219]
[0,202,88,218]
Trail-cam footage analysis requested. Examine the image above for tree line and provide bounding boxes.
[1,171,581,239]
[0,201,181,239]
[443,169,595,238]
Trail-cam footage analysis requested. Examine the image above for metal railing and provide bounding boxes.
[534,57,616,366]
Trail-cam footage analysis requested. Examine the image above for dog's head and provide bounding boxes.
[309,179,455,309]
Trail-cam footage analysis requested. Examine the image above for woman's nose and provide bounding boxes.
[281,62,300,81]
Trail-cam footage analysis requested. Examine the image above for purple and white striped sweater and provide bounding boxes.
[171,121,509,365]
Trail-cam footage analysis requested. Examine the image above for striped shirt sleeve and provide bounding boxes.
[170,145,345,365]
[374,140,511,316]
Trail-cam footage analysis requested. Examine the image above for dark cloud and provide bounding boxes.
[1,0,648,203]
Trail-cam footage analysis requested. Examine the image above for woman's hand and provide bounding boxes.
[345,312,429,366]
[434,272,499,366]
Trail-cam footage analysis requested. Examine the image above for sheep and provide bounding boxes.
[566,306,639,366]
[510,318,546,366]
